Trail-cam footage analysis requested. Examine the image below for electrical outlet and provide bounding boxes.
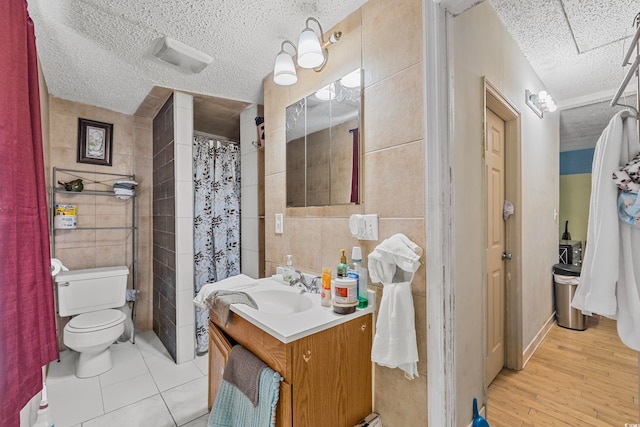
[275,213,283,234]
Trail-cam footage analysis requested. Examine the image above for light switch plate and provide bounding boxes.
[275,213,283,234]
[362,214,378,241]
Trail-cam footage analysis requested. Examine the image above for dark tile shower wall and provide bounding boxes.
[152,94,177,361]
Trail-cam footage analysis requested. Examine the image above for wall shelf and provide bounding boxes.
[50,167,138,344]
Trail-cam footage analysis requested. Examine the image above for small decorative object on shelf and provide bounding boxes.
[254,116,265,149]
[57,178,83,192]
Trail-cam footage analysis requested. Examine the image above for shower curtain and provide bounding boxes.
[193,135,241,354]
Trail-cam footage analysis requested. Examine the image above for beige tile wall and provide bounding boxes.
[263,0,426,425]
[47,97,153,339]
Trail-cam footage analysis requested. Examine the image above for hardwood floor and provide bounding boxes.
[487,316,638,426]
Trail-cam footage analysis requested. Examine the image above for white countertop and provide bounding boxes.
[229,277,375,344]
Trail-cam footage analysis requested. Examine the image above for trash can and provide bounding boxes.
[553,263,586,330]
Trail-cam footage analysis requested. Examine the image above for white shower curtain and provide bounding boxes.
[193,134,241,354]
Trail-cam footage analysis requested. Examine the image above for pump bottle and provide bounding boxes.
[337,249,348,278]
[283,255,294,283]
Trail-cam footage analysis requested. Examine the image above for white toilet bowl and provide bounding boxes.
[64,309,126,378]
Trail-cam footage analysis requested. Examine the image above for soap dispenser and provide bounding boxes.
[283,255,294,283]
[337,249,348,278]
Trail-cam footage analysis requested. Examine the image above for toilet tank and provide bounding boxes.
[55,266,129,317]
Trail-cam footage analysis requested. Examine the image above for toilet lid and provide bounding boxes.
[67,309,125,331]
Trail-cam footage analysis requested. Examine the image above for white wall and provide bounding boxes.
[173,92,195,364]
[240,104,260,278]
[452,2,559,423]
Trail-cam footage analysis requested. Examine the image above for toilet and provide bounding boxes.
[55,266,129,378]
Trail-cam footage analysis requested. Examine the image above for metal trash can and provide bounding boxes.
[553,263,586,330]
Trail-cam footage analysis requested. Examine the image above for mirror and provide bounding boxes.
[286,69,362,207]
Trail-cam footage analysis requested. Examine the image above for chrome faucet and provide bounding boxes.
[289,271,321,293]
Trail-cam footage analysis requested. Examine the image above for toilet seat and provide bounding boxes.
[66,309,125,333]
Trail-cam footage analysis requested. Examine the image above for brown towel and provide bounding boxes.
[223,345,267,407]
[205,290,258,326]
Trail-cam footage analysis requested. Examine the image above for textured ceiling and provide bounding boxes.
[27,0,367,115]
[28,0,640,150]
[489,0,640,106]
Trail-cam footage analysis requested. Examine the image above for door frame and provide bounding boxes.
[483,78,523,373]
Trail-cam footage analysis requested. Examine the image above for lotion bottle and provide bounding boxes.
[321,267,332,307]
[337,249,348,278]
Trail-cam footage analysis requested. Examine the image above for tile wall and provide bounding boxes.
[240,104,265,278]
[262,0,427,425]
[152,94,177,360]
[47,96,154,348]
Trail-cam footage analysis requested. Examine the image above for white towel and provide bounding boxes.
[193,274,258,309]
[369,233,423,379]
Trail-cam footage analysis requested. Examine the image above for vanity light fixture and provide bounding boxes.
[525,89,557,118]
[340,69,361,88]
[315,83,336,101]
[272,17,342,86]
[273,41,298,86]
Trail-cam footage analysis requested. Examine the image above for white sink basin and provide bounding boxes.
[251,289,314,314]
[227,276,374,343]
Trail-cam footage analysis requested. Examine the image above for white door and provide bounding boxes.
[485,108,506,385]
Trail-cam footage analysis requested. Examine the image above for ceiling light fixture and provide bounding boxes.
[273,17,342,86]
[153,36,213,73]
[525,89,557,118]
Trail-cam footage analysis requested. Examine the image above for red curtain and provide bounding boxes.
[0,1,59,425]
[349,128,360,204]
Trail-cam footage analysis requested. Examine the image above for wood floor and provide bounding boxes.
[487,316,638,426]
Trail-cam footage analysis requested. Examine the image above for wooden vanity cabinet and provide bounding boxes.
[208,312,373,427]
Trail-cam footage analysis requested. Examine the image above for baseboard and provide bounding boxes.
[522,312,556,367]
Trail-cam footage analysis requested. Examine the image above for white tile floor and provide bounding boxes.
[46,331,210,427]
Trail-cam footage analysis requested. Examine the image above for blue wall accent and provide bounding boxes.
[560,148,595,175]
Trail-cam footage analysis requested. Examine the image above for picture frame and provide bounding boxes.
[77,118,113,166]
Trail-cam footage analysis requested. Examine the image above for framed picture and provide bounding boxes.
[77,118,113,166]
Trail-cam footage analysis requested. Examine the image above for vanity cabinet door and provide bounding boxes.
[292,315,373,427]
[208,322,232,410]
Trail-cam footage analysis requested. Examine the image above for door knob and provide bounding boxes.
[501,252,512,260]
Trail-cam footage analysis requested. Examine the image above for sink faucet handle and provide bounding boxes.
[294,270,307,284]
[310,276,322,293]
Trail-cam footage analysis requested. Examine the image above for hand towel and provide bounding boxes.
[204,290,258,326]
[368,233,423,379]
[369,233,423,285]
[223,345,267,406]
[193,274,258,309]
[209,366,282,427]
